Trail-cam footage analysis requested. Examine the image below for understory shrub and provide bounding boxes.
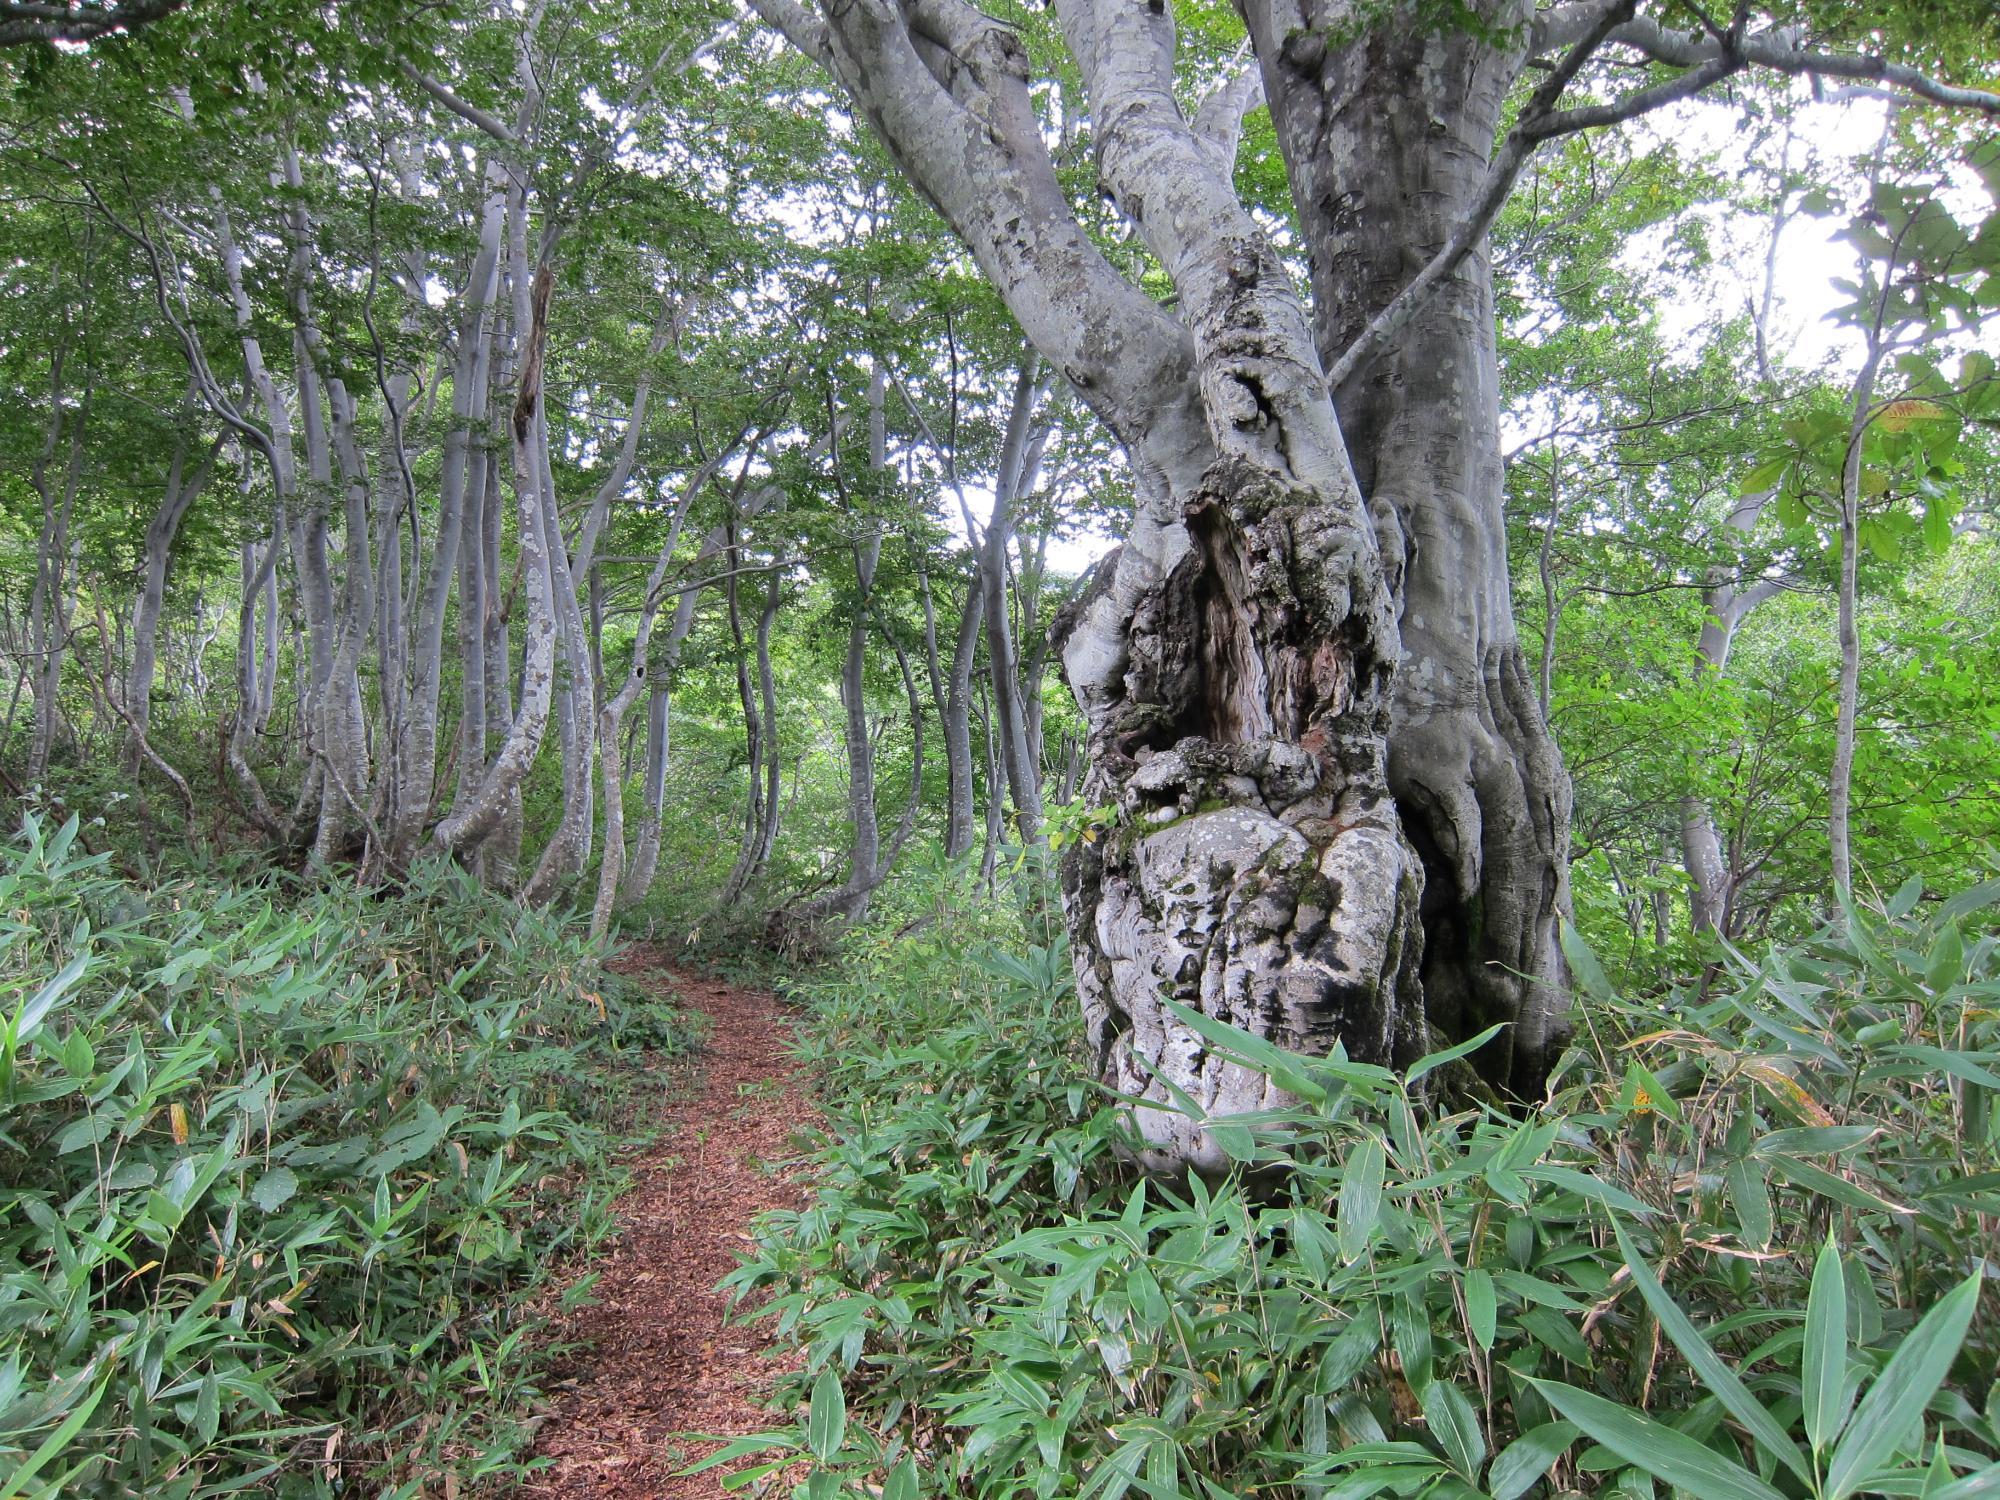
[0,814,699,1498]
[715,876,1999,1500]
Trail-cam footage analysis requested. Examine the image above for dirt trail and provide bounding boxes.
[518,952,812,1499]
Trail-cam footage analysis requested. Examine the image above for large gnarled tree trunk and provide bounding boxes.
[754,0,1446,1172]
[1246,2,1572,1089]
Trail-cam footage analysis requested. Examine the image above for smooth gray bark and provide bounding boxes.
[386,168,506,864]
[782,369,926,934]
[25,292,87,787]
[434,252,560,861]
[1830,350,1881,897]
[976,361,1051,842]
[588,440,746,937]
[1679,492,1786,936]
[718,530,781,911]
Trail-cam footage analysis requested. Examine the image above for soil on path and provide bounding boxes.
[518,952,812,1499]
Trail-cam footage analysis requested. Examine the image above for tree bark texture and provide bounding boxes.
[1248,0,1572,1090]
[754,0,1577,1167]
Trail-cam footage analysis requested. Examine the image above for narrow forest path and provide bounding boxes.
[518,951,813,1500]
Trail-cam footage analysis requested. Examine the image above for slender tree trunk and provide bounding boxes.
[977,677,1002,889]
[256,534,279,733]
[1829,350,1881,896]
[827,528,885,922]
[622,682,671,906]
[306,371,378,864]
[719,528,769,910]
[523,395,598,904]
[753,562,784,871]
[783,371,911,932]
[26,290,86,788]
[943,577,984,857]
[590,431,754,932]
[389,168,505,864]
[229,533,285,836]
[1679,494,1785,935]
[434,259,560,862]
[979,362,1051,842]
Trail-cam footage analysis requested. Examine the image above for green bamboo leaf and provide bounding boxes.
[1803,1236,1853,1456]
[1405,1023,1506,1087]
[251,1166,299,1214]
[1559,921,1614,1001]
[1825,1272,1983,1500]
[1464,1267,1497,1352]
[1337,1135,1385,1264]
[1160,998,1327,1104]
[670,1430,800,1478]
[0,1362,111,1500]
[1770,1157,1914,1217]
[1728,1159,1774,1249]
[1519,1164,1655,1217]
[807,1367,846,1462]
[1487,1421,1578,1500]
[1526,1377,1788,1500]
[1933,1462,2000,1498]
[195,1373,221,1446]
[1753,1127,1879,1157]
[1420,1379,1485,1479]
[1611,1222,1811,1485]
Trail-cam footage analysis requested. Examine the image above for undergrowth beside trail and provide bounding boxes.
[714,860,2000,1500]
[0,814,701,1498]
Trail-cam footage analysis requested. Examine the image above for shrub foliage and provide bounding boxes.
[0,815,697,1497]
[717,869,1999,1500]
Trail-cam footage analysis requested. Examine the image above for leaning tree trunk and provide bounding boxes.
[718,529,772,911]
[26,320,86,789]
[434,262,560,863]
[1681,493,1784,935]
[1248,1,1573,1092]
[387,169,505,865]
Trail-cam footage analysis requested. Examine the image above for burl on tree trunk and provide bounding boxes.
[1055,453,1428,1174]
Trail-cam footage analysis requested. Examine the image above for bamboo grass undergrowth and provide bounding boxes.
[0,813,701,1498]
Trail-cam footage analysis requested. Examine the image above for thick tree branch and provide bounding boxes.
[743,0,833,70]
[1191,45,1264,172]
[1342,5,1997,388]
[1328,12,1742,387]
[400,62,520,144]
[1602,17,2000,115]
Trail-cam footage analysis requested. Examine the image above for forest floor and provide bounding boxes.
[513,950,813,1499]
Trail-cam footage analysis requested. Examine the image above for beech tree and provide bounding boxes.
[743,0,2000,1168]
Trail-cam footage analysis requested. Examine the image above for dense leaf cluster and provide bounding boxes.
[714,868,1999,1500]
[0,817,698,1496]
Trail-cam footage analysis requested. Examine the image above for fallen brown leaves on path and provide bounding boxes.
[514,949,813,1499]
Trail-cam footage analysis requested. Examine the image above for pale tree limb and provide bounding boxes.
[1190,43,1264,173]
[1335,6,1998,388]
[1600,15,2000,116]
[400,63,520,144]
